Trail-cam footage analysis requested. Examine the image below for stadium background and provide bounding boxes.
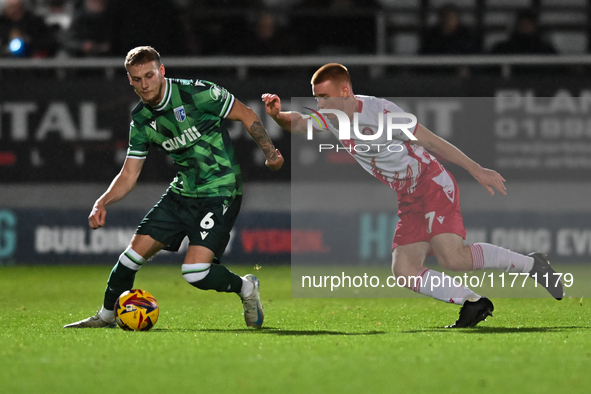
[1,0,591,267]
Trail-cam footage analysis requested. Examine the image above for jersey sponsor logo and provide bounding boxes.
[200,231,209,240]
[161,126,202,151]
[437,216,445,224]
[174,106,186,122]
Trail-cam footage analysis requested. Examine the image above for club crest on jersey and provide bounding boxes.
[174,106,186,122]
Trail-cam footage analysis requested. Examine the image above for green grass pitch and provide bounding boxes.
[1,264,589,393]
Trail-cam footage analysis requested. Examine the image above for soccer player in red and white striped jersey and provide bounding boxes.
[263,63,563,328]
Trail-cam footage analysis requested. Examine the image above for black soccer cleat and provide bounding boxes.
[446,297,494,328]
[528,252,564,300]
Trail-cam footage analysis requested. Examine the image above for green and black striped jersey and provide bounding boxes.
[127,78,242,198]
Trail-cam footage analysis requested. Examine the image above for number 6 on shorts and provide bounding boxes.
[200,212,215,229]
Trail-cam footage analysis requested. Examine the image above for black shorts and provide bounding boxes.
[136,189,242,261]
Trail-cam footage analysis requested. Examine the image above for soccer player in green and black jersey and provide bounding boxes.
[65,46,283,329]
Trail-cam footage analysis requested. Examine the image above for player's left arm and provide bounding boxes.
[226,99,284,171]
[411,124,506,196]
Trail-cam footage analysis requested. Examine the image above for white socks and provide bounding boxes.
[118,247,146,271]
[181,262,253,297]
[99,306,115,323]
[470,243,534,273]
[181,263,211,283]
[240,277,254,298]
[413,268,481,305]
[407,243,534,306]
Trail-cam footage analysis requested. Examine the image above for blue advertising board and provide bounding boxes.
[0,208,290,265]
[2,208,591,265]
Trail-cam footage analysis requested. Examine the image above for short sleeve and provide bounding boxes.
[127,121,150,159]
[193,81,235,119]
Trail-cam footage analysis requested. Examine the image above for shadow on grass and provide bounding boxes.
[152,327,387,336]
[402,326,590,334]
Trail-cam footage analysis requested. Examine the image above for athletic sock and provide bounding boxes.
[103,247,145,311]
[240,277,254,298]
[182,263,243,293]
[412,268,481,305]
[469,243,534,273]
[99,306,115,323]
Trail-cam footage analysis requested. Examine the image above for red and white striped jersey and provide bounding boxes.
[316,95,437,194]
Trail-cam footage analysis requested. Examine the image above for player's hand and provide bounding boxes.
[265,149,284,171]
[88,201,107,229]
[473,167,506,196]
[261,93,282,118]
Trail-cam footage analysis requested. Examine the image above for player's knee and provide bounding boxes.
[391,253,401,277]
[391,260,403,278]
[391,255,416,279]
[182,263,212,288]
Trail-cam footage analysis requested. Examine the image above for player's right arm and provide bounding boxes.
[261,93,307,134]
[412,124,506,196]
[88,157,145,229]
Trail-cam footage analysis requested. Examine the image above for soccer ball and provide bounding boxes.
[114,289,159,331]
